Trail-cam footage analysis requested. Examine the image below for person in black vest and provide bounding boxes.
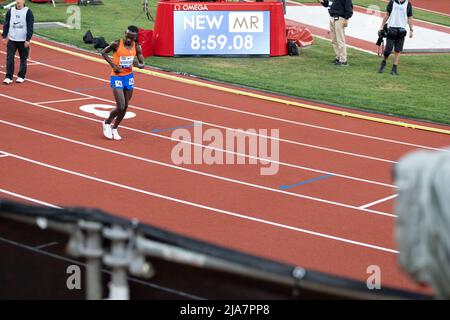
[378,0,413,75]
[319,0,353,66]
[2,0,34,85]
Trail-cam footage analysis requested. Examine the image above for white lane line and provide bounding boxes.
[0,236,203,299]
[36,97,94,105]
[0,188,61,209]
[0,93,396,189]
[0,69,399,165]
[359,194,398,210]
[0,118,397,217]
[0,116,396,217]
[1,50,447,154]
[311,33,378,55]
[0,154,9,158]
[1,150,398,254]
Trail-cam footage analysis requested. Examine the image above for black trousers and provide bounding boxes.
[6,40,30,80]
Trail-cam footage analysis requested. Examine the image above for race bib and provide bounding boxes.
[119,56,134,68]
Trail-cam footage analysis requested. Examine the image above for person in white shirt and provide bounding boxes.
[378,0,413,75]
[1,0,34,84]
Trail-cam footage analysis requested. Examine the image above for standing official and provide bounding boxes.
[2,0,34,85]
[319,0,353,66]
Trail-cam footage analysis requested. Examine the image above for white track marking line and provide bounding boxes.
[150,130,395,187]
[0,236,203,299]
[312,34,377,55]
[0,154,9,158]
[0,150,398,254]
[30,59,450,152]
[0,119,396,218]
[0,92,397,189]
[36,97,94,105]
[0,188,61,208]
[0,69,400,165]
[1,50,447,154]
[359,194,398,210]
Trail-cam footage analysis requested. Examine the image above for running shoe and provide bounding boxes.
[103,120,113,139]
[112,128,122,141]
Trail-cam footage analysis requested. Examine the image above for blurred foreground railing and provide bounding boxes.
[0,199,431,300]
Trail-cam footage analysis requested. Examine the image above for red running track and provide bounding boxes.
[401,0,450,16]
[378,0,450,16]
[1,37,450,295]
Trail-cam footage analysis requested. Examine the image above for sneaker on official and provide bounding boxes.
[378,60,386,73]
[3,78,13,85]
[102,120,113,139]
[332,58,339,64]
[112,128,122,141]
[335,60,349,66]
[16,77,25,83]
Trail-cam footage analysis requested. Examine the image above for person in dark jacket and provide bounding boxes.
[319,0,353,66]
[2,0,34,84]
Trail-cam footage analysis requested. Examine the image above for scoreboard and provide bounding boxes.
[174,10,270,55]
[152,2,287,57]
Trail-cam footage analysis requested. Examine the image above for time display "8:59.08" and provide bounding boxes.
[190,34,254,51]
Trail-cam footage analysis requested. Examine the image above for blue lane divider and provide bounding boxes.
[280,174,334,190]
[151,122,202,133]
